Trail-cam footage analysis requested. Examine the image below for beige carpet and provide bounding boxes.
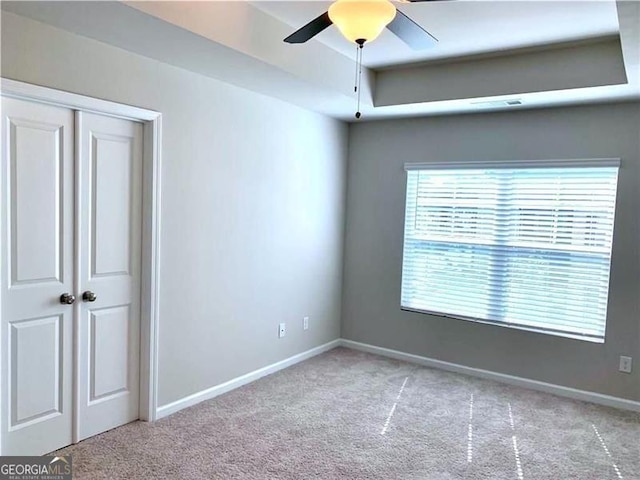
[53,347,640,479]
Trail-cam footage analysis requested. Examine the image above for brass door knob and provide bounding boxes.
[60,293,76,305]
[82,291,97,302]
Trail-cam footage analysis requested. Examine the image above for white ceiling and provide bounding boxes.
[253,0,621,68]
[2,0,638,121]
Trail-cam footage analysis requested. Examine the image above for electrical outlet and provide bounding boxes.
[303,316,309,331]
[278,322,286,338]
[619,356,632,374]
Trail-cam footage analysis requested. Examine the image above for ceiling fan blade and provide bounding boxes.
[284,12,332,44]
[387,9,438,49]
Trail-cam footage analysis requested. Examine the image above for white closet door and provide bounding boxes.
[0,97,74,455]
[76,112,143,441]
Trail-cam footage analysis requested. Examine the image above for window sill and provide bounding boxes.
[400,307,605,344]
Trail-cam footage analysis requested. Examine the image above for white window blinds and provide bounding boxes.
[401,160,619,342]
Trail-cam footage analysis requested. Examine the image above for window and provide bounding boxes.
[400,159,620,342]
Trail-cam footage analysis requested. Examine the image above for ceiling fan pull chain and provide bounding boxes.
[355,42,364,119]
[354,43,359,93]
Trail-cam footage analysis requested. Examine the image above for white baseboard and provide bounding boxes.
[156,337,639,420]
[339,339,640,413]
[156,339,341,419]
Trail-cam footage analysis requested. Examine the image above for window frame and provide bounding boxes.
[400,158,620,343]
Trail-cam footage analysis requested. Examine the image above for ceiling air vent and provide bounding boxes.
[471,99,524,108]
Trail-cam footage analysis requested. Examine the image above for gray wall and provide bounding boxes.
[343,103,640,401]
[4,10,638,409]
[1,12,348,407]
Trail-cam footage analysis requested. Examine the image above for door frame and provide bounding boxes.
[0,78,162,452]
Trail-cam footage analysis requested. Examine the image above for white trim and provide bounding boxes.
[339,339,640,413]
[404,158,621,171]
[156,340,341,420]
[72,111,84,442]
[156,337,640,420]
[1,78,158,121]
[139,114,162,422]
[0,79,162,433]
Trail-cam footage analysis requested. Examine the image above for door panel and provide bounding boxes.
[91,133,133,277]
[89,305,130,401]
[10,119,64,285]
[76,112,142,441]
[1,97,74,455]
[11,316,62,427]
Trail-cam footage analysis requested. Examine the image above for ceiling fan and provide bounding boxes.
[283,0,443,50]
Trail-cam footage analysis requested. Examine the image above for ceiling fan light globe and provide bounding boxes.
[328,0,397,44]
